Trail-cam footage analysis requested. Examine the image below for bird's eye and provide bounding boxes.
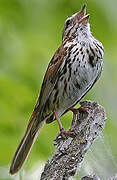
[66,19,71,27]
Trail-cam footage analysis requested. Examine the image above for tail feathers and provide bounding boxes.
[9,119,44,174]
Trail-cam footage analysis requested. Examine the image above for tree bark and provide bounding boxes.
[40,100,107,180]
[81,174,117,180]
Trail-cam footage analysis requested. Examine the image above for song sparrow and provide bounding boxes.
[10,4,104,174]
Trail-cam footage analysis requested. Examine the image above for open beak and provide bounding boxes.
[79,14,90,24]
[76,4,90,24]
[76,4,86,21]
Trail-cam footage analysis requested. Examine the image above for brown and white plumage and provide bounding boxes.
[9,4,104,174]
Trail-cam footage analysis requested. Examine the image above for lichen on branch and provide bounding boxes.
[40,101,107,180]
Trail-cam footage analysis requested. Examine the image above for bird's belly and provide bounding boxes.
[54,61,102,115]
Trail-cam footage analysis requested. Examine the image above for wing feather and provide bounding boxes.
[34,44,66,112]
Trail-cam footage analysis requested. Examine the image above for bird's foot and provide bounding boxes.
[60,128,75,136]
[69,105,91,115]
[78,106,91,114]
[54,111,74,136]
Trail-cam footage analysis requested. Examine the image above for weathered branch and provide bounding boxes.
[81,174,101,180]
[81,174,117,180]
[40,100,107,180]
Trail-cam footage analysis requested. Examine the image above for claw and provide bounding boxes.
[68,107,79,114]
[60,128,75,136]
[78,106,91,114]
[69,105,91,115]
[54,111,74,135]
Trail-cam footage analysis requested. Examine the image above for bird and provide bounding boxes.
[9,4,104,174]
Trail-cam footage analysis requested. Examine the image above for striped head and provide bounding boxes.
[62,4,90,42]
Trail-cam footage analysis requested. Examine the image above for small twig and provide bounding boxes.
[40,100,107,180]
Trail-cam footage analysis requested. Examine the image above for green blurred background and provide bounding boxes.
[0,0,117,179]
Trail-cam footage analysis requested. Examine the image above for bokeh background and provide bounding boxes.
[0,0,117,179]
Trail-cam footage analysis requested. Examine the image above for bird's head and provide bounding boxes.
[62,4,90,42]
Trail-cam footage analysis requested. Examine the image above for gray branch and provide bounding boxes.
[40,100,107,180]
[81,174,117,180]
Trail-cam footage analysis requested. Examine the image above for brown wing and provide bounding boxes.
[24,44,66,134]
[33,44,66,113]
[9,44,67,175]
